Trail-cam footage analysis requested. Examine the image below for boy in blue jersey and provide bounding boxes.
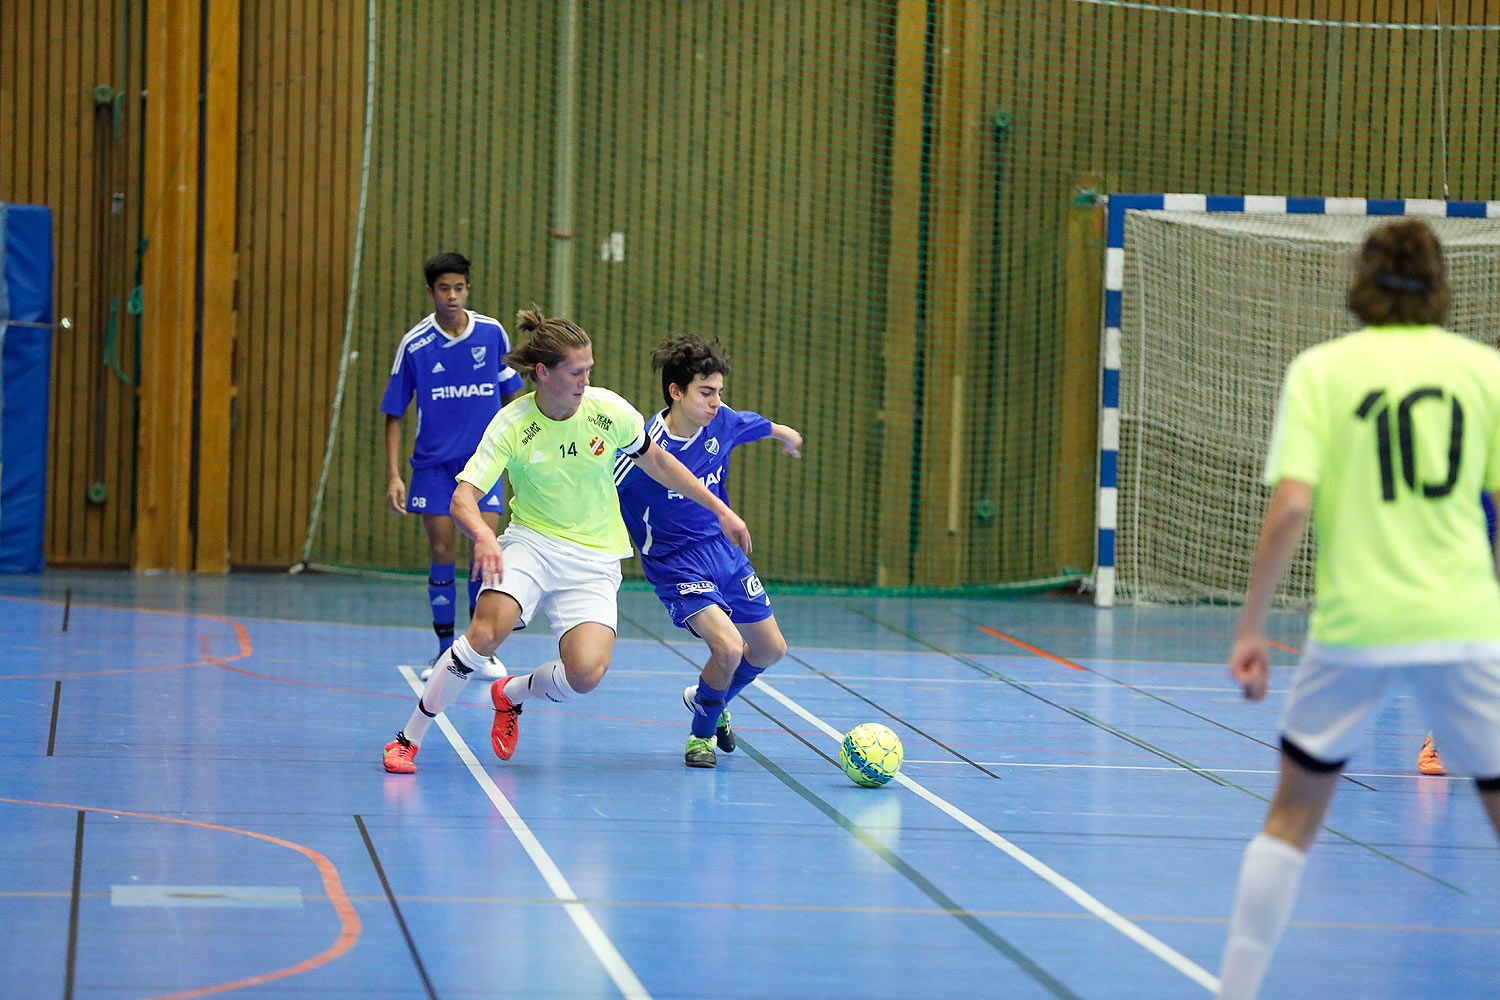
[614,334,804,767]
[381,253,525,672]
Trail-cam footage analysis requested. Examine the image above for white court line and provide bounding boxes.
[754,678,1221,994]
[397,667,652,1000]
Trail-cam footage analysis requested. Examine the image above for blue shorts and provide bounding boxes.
[643,534,773,633]
[406,460,503,516]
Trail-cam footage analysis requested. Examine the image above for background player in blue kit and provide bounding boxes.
[614,334,804,767]
[381,253,525,673]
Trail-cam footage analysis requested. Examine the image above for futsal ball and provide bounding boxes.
[840,723,904,787]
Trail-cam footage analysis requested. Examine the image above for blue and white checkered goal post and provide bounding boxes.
[1092,194,1500,608]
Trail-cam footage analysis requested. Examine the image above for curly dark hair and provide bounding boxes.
[651,333,732,408]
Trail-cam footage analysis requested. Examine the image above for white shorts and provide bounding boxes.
[1282,645,1500,779]
[483,523,623,641]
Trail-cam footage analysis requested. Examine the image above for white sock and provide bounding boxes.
[504,659,575,704]
[1217,833,1307,1000]
[400,637,485,744]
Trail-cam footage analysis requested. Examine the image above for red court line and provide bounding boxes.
[975,625,1086,671]
[978,623,1302,663]
[0,796,361,1000]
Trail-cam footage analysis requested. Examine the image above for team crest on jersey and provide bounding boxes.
[471,346,486,367]
[588,436,607,456]
[741,572,765,599]
[705,437,720,455]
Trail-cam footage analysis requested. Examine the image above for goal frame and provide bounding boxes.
[1091,192,1500,608]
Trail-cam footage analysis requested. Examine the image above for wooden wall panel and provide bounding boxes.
[2,0,141,566]
[230,0,365,567]
[9,0,1500,581]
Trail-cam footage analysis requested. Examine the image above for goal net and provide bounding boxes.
[1096,198,1500,607]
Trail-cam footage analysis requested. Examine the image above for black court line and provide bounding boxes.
[874,602,1459,892]
[838,601,1229,785]
[62,586,72,631]
[737,694,840,767]
[354,814,439,1000]
[48,681,61,756]
[621,609,1002,778]
[783,650,1008,779]
[619,609,1077,993]
[947,608,1379,793]
[64,810,83,1000]
[736,734,1081,999]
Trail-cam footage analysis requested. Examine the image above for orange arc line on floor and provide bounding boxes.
[0,795,361,1000]
[976,625,1086,670]
[0,603,253,681]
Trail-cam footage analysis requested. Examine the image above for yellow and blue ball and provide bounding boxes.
[840,723,904,787]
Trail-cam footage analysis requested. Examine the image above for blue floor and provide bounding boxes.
[1,571,1496,999]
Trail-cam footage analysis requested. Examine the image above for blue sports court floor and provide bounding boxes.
[2,570,1496,999]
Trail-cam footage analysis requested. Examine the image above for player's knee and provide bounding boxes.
[565,658,609,694]
[756,633,788,667]
[707,640,741,673]
[463,616,510,656]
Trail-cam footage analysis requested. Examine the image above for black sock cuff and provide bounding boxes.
[1476,774,1500,793]
[433,623,455,640]
[418,698,436,719]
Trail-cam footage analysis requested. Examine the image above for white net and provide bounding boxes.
[1115,209,1500,606]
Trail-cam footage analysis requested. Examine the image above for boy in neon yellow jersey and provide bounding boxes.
[383,306,752,773]
[1216,219,1500,1000]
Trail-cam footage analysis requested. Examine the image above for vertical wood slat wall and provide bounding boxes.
[231,0,363,568]
[2,0,143,566]
[6,1,1500,581]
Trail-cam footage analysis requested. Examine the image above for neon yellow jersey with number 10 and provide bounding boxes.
[1264,325,1500,649]
[459,387,647,557]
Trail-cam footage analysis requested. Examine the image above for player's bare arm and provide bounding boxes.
[384,414,408,514]
[635,437,753,554]
[1230,478,1312,701]
[451,480,505,583]
[768,422,803,458]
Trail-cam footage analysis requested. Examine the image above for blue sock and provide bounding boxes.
[468,575,483,619]
[429,563,456,653]
[690,680,727,739]
[723,657,765,704]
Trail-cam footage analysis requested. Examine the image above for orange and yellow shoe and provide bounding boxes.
[383,732,419,774]
[1418,734,1446,776]
[490,677,524,761]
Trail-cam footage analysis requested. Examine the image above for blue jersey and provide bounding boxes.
[380,311,525,469]
[614,404,772,559]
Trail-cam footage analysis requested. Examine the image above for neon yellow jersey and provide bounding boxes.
[460,387,647,557]
[1265,325,1500,648]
